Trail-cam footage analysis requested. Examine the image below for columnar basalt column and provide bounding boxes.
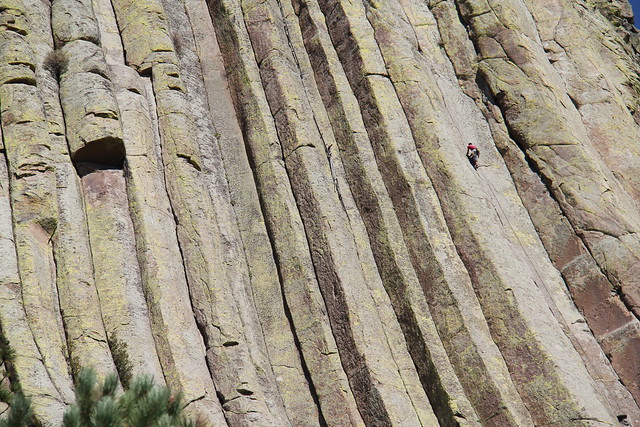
[429,0,640,421]
[179,1,319,422]
[110,0,293,423]
[52,0,125,166]
[0,153,67,425]
[0,1,74,422]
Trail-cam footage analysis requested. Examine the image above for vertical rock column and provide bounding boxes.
[277,2,437,425]
[180,1,319,423]
[214,0,434,423]
[429,0,640,419]
[454,0,640,325]
[114,68,224,423]
[0,142,66,424]
[89,0,225,423]
[22,0,118,381]
[299,0,517,423]
[354,0,617,423]
[92,0,230,420]
[153,61,287,425]
[0,2,74,421]
[296,4,474,425]
[207,0,364,423]
[110,0,288,424]
[157,2,297,424]
[66,0,167,383]
[52,0,131,382]
[98,64,169,383]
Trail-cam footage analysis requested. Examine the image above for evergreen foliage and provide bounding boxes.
[0,324,36,426]
[0,393,35,427]
[0,324,25,427]
[0,324,202,426]
[62,368,203,427]
[0,328,17,403]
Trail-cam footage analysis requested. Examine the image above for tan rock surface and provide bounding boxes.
[181,2,320,423]
[4,0,640,424]
[0,6,75,420]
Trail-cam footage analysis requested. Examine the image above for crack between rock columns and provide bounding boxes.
[204,0,326,424]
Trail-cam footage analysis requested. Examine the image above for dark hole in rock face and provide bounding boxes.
[72,137,126,169]
[75,161,123,178]
[236,388,254,396]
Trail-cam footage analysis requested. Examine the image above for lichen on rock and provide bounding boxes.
[2,0,640,425]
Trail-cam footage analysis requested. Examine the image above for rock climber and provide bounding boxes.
[466,143,480,170]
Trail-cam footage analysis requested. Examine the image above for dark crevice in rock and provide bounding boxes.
[71,137,126,169]
[258,2,393,423]
[239,129,327,427]
[236,387,253,396]
[216,390,227,405]
[44,229,69,397]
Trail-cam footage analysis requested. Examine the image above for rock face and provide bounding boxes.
[2,0,640,425]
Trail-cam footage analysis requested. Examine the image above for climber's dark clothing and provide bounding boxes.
[466,144,479,169]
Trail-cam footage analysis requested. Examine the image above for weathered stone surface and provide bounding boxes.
[527,0,640,211]
[118,83,227,424]
[430,3,640,422]
[207,0,365,424]
[0,153,67,425]
[58,41,124,166]
[299,0,535,424]
[53,162,118,381]
[90,0,125,65]
[161,2,313,424]
[0,32,35,86]
[80,166,162,380]
[0,8,76,413]
[151,61,288,425]
[4,0,640,424]
[0,0,29,35]
[110,0,178,71]
[358,1,616,425]
[180,2,319,423]
[51,0,101,46]
[239,0,435,423]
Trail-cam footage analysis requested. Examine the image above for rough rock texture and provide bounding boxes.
[2,0,640,425]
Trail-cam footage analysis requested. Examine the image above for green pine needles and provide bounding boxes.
[62,368,202,427]
[0,327,18,403]
[0,324,37,427]
[0,367,203,426]
[0,323,202,426]
[0,393,35,427]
